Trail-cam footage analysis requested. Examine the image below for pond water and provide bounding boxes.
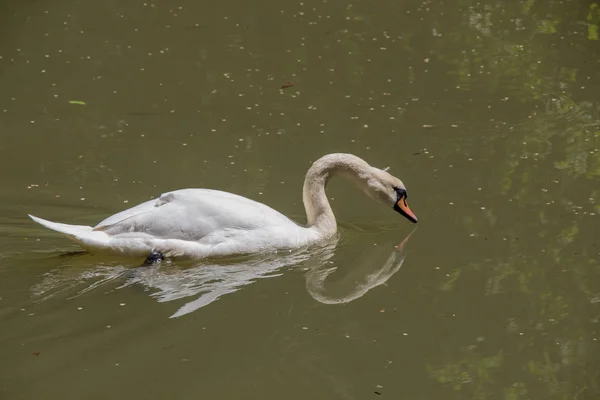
[1,0,599,399]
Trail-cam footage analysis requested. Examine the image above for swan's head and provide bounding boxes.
[364,168,418,223]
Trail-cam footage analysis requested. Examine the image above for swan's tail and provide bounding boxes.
[28,214,93,241]
[28,214,151,257]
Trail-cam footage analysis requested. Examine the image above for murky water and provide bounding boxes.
[1,0,600,398]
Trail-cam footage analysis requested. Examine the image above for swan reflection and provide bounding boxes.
[305,229,414,305]
[30,228,416,318]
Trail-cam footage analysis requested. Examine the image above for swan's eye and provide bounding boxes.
[393,187,407,199]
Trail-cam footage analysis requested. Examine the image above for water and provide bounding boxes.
[1,0,599,398]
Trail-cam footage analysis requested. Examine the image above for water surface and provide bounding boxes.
[1,0,599,399]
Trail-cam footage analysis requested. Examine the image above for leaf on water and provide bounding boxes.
[536,19,558,34]
[589,24,598,40]
[589,3,599,22]
[68,100,86,105]
[588,3,600,40]
[523,0,535,14]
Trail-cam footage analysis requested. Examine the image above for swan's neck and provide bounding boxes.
[302,153,372,237]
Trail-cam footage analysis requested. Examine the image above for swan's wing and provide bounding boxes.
[93,198,159,230]
[93,189,297,241]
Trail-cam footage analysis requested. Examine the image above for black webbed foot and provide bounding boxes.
[59,250,89,258]
[142,251,165,266]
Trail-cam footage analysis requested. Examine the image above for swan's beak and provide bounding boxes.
[394,196,418,223]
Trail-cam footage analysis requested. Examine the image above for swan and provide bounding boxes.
[28,153,418,261]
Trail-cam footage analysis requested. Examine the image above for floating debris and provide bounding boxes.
[68,100,86,105]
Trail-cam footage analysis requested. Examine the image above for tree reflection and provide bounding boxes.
[375,0,600,398]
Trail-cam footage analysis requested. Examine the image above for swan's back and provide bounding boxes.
[93,189,298,241]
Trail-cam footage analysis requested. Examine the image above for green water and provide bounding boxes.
[1,0,599,398]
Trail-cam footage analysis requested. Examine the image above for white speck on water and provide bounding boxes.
[123,200,128,204]
[80,197,85,201]
[302,327,308,330]
[78,307,83,310]
[402,332,408,336]
[120,303,126,306]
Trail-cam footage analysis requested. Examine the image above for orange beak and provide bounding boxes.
[395,196,418,223]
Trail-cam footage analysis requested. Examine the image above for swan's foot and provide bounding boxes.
[142,251,165,266]
[59,250,89,258]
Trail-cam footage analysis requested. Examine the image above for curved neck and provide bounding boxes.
[302,153,372,237]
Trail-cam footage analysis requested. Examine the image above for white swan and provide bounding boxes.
[28,153,418,260]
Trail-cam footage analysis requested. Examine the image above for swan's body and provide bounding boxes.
[29,153,418,260]
[30,189,319,258]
